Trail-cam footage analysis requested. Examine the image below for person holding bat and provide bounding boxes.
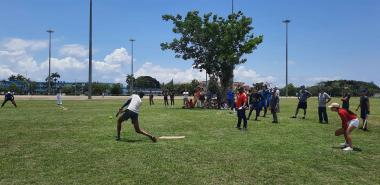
[115,92,157,142]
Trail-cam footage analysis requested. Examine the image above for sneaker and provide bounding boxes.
[115,136,121,141]
[363,128,369,131]
[342,146,353,151]
[272,121,278,123]
[150,136,158,143]
[291,116,296,118]
[236,127,242,130]
[340,142,348,148]
[302,117,305,119]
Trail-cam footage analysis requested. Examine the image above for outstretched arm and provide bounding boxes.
[120,98,132,110]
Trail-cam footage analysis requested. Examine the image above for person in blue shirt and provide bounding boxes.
[260,86,270,117]
[226,87,235,111]
[1,92,17,108]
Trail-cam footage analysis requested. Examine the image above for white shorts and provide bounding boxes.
[348,118,359,128]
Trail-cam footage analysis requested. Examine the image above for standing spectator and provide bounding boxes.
[56,88,63,106]
[194,87,201,108]
[183,89,189,106]
[270,89,280,123]
[247,88,261,121]
[318,89,332,123]
[235,87,248,130]
[292,86,312,119]
[170,90,175,107]
[149,90,154,105]
[163,90,169,107]
[341,92,351,110]
[356,89,370,131]
[226,87,235,111]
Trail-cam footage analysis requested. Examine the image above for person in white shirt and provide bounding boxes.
[115,92,157,142]
[183,89,189,106]
[56,89,63,105]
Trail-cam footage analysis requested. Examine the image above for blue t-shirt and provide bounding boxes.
[5,93,13,100]
[227,90,234,100]
[299,90,311,102]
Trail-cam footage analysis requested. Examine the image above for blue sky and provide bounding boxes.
[0,0,379,87]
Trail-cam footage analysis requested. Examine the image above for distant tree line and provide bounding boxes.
[279,80,380,97]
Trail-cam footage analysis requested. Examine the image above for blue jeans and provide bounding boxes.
[236,108,247,128]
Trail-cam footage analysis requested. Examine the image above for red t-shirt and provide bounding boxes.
[338,108,357,129]
[236,92,248,108]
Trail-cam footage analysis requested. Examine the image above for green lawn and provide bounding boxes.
[0,97,379,185]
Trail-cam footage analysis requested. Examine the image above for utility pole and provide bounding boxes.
[283,19,291,97]
[46,29,54,95]
[88,0,93,99]
[129,39,135,94]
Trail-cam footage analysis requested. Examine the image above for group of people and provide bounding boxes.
[231,84,371,151]
[234,85,280,130]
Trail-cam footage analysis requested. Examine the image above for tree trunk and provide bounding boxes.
[218,65,234,104]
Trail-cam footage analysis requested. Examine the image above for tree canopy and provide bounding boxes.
[161,11,263,100]
[134,76,161,89]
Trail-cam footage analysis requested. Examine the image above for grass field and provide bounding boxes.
[1,97,379,185]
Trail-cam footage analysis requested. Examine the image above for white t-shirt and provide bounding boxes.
[183,91,189,99]
[127,94,142,114]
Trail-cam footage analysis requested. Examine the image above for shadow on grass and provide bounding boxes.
[331,146,362,152]
[118,138,144,143]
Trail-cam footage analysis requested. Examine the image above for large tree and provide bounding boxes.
[161,11,263,100]
[134,76,161,89]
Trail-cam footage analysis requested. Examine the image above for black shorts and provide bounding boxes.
[297,102,307,109]
[119,109,138,123]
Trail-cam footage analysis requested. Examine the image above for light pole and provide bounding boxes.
[46,29,54,95]
[283,19,290,97]
[232,0,234,14]
[88,0,93,99]
[129,39,135,94]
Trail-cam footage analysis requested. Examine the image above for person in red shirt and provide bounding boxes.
[328,103,359,151]
[235,87,248,130]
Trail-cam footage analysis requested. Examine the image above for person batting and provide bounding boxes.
[115,92,157,142]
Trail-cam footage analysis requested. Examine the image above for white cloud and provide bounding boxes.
[2,38,47,51]
[0,65,16,80]
[135,62,205,83]
[104,47,131,64]
[60,44,87,58]
[40,57,86,71]
[233,66,276,85]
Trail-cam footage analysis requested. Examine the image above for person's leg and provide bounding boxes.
[1,99,8,107]
[247,106,254,120]
[242,109,247,128]
[303,108,307,118]
[255,106,260,120]
[323,107,328,123]
[344,126,356,148]
[273,112,278,123]
[132,119,157,142]
[11,100,17,107]
[293,103,299,118]
[318,107,323,122]
[263,103,267,117]
[236,109,242,128]
[116,117,125,140]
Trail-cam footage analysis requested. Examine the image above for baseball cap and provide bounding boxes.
[328,103,340,108]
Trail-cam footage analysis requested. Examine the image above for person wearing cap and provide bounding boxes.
[329,103,358,151]
[235,87,248,130]
[292,86,312,119]
[1,91,17,108]
[317,88,331,123]
[356,89,370,131]
[115,92,157,142]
